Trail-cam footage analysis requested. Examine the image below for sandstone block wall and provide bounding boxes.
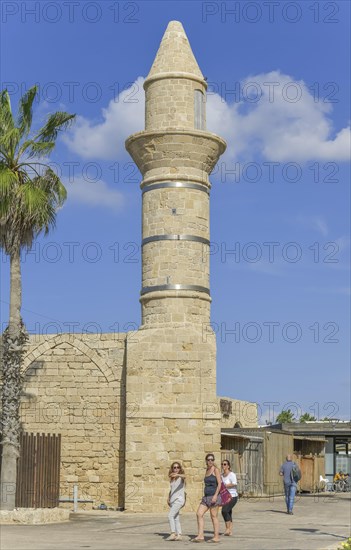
[1,332,258,512]
[125,325,221,512]
[128,132,225,188]
[143,186,209,236]
[145,79,206,131]
[219,396,258,429]
[141,291,211,327]
[19,333,126,509]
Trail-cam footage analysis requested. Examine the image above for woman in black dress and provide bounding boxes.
[192,453,222,543]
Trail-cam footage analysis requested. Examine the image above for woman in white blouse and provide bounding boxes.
[166,461,186,541]
[221,459,238,536]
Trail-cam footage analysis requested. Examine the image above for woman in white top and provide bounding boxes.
[166,461,186,541]
[221,459,238,536]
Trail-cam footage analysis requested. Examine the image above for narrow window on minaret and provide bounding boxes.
[194,90,205,130]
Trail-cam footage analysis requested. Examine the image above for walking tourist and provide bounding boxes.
[192,453,222,543]
[279,454,298,514]
[166,461,186,541]
[221,459,238,536]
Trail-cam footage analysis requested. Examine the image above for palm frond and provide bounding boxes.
[24,141,55,159]
[17,86,38,137]
[33,168,67,206]
[35,112,76,143]
[16,181,57,235]
[0,166,18,197]
[0,195,11,221]
[16,139,32,158]
[0,127,21,159]
[0,90,14,138]
[16,168,31,184]
[17,183,47,216]
[18,139,54,159]
[33,204,56,236]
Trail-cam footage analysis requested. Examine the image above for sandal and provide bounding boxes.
[207,540,220,543]
[191,538,205,543]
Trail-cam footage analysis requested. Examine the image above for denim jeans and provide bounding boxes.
[284,482,297,512]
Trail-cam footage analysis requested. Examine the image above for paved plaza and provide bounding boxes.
[1,494,350,550]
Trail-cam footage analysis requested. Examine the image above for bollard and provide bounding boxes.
[73,485,78,513]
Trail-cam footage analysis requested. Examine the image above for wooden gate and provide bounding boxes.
[299,456,315,492]
[15,432,61,508]
[221,439,263,495]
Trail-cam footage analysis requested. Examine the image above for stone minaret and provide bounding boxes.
[125,21,226,512]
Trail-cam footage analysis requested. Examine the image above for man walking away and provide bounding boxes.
[279,454,297,514]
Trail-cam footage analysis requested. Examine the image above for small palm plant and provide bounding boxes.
[299,413,317,422]
[276,409,296,423]
[0,86,75,510]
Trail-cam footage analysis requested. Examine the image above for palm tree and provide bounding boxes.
[0,86,75,510]
[276,409,296,424]
[299,413,317,423]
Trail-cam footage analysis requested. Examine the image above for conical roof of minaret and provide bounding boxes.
[145,21,204,84]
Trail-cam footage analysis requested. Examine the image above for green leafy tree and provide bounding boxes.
[0,86,75,510]
[276,409,296,423]
[300,413,317,422]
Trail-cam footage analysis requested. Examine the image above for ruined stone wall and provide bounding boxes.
[219,396,258,429]
[1,333,258,512]
[19,333,127,509]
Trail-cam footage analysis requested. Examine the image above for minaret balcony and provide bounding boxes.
[126,129,226,184]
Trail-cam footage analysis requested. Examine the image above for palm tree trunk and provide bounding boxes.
[9,247,22,330]
[0,248,26,510]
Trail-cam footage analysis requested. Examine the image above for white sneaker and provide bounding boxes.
[166,533,177,541]
[175,534,182,541]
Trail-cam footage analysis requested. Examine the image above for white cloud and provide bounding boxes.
[64,72,350,163]
[311,217,329,236]
[295,215,329,236]
[207,71,351,162]
[63,77,145,160]
[65,177,124,211]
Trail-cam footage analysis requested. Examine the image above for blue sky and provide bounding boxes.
[1,0,350,423]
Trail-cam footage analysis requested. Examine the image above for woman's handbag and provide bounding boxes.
[219,481,232,505]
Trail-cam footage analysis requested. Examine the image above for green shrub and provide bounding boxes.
[338,537,351,550]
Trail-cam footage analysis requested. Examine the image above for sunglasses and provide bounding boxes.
[221,463,228,466]
[206,458,214,461]
[172,466,180,470]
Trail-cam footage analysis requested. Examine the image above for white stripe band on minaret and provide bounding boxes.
[141,284,210,296]
[141,182,210,194]
[142,235,210,246]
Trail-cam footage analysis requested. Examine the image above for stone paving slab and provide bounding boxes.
[1,494,350,550]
